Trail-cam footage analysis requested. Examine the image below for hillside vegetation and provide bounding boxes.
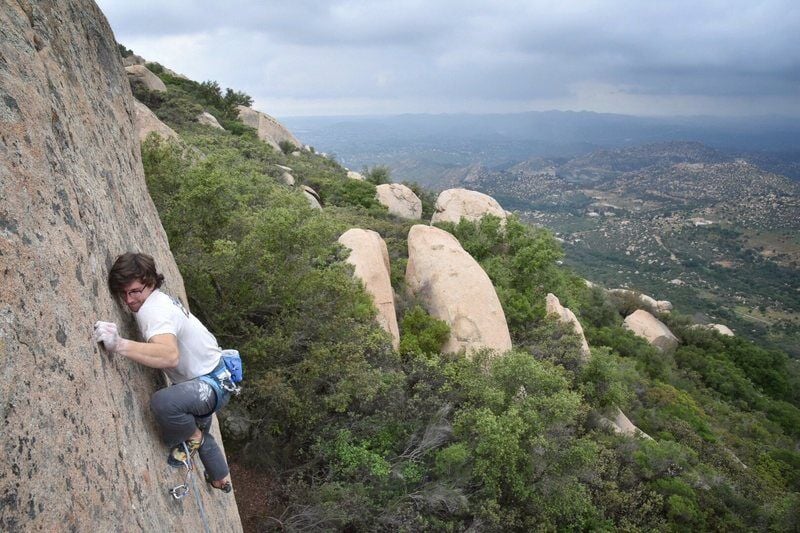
[132,56,800,531]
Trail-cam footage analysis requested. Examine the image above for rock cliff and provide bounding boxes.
[0,1,241,530]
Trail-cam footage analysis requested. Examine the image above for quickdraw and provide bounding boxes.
[169,442,194,500]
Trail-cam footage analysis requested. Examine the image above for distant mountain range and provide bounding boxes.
[282,111,800,183]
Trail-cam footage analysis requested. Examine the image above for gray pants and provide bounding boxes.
[150,378,231,481]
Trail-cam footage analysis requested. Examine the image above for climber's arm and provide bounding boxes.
[115,334,179,369]
[94,322,179,369]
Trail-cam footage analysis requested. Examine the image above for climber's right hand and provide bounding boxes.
[93,321,121,353]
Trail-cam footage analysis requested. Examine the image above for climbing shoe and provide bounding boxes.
[204,471,233,493]
[167,437,203,468]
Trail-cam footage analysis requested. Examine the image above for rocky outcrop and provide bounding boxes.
[280,172,295,186]
[133,99,179,142]
[375,183,422,220]
[236,105,301,151]
[608,289,672,314]
[197,111,224,130]
[303,185,322,209]
[347,170,365,181]
[125,64,167,92]
[338,229,400,350]
[600,408,653,440]
[0,2,241,530]
[544,298,648,438]
[122,53,146,67]
[545,294,591,362]
[692,323,735,337]
[405,225,512,356]
[711,324,734,336]
[624,310,680,351]
[430,188,507,225]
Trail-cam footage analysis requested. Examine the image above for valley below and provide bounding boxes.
[446,142,800,356]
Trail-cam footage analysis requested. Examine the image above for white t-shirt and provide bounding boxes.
[135,289,221,383]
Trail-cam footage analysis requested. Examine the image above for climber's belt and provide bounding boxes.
[198,359,237,415]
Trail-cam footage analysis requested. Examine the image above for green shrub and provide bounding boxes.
[364,165,391,185]
[399,305,450,356]
[278,140,298,154]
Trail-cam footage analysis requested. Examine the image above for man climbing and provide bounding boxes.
[93,252,233,493]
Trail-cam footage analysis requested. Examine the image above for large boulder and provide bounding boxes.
[124,64,167,92]
[375,183,422,220]
[608,288,672,314]
[430,188,507,225]
[133,99,179,142]
[711,324,734,336]
[196,111,224,130]
[303,185,322,209]
[600,408,653,440]
[405,225,512,356]
[545,294,590,362]
[236,105,301,151]
[624,310,680,351]
[347,170,365,181]
[0,2,241,530]
[122,53,146,67]
[338,229,400,350]
[692,323,735,337]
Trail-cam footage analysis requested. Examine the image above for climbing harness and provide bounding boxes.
[168,441,194,500]
[198,350,243,414]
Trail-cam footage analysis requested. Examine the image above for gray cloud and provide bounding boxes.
[96,0,800,116]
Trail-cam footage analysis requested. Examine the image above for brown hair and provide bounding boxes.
[108,252,165,296]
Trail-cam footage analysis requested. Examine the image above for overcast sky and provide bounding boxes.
[95,0,800,118]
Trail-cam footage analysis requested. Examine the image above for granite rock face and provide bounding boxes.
[405,225,512,356]
[338,229,400,350]
[0,2,241,530]
[430,188,507,225]
[236,105,301,151]
[375,183,422,220]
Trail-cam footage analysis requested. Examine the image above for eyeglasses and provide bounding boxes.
[122,285,147,299]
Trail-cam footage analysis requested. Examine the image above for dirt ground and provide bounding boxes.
[230,460,283,532]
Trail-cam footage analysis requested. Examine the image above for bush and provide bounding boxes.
[399,305,450,356]
[278,140,298,155]
[365,165,391,185]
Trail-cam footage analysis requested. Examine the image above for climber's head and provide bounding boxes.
[108,252,164,312]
